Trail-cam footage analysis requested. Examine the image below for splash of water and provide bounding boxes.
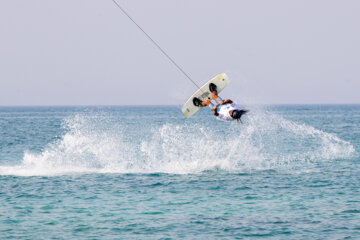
[0,109,355,176]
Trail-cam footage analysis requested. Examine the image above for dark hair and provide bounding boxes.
[231,110,249,122]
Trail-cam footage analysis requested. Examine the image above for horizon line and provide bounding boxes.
[1,103,360,108]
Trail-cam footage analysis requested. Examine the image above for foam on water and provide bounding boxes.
[0,109,355,176]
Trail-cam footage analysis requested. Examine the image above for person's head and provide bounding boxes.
[231,109,249,122]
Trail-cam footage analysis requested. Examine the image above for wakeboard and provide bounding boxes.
[182,73,230,117]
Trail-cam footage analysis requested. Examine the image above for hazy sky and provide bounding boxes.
[0,0,359,105]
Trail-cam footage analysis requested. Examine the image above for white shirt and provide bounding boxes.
[216,101,241,121]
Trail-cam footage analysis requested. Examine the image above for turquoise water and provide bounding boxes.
[0,105,359,239]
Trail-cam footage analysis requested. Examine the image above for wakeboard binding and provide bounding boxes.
[209,83,218,93]
[193,97,203,107]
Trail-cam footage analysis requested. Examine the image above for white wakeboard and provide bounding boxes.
[182,73,230,118]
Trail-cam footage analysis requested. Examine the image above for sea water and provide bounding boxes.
[0,105,359,239]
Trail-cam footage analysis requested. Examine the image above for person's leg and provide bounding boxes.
[209,83,223,104]
[193,97,215,109]
[201,99,214,109]
[212,91,223,104]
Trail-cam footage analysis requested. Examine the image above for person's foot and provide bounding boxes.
[201,100,211,106]
[209,83,217,93]
[193,97,203,107]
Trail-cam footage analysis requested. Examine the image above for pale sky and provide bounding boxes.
[0,0,359,105]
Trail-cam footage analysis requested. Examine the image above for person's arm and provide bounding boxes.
[223,99,233,104]
[212,104,219,116]
[217,99,233,105]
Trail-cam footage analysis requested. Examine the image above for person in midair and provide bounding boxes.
[193,83,248,122]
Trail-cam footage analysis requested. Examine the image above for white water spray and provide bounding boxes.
[0,109,355,176]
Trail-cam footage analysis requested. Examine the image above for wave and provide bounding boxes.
[0,109,355,176]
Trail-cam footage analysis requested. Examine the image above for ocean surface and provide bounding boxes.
[0,105,359,239]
